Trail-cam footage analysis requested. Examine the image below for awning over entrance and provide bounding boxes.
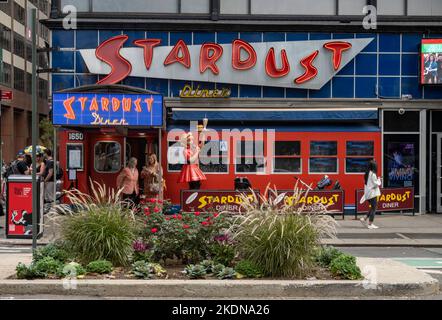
[171,108,378,122]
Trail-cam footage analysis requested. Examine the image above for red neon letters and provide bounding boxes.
[200,43,223,75]
[164,39,191,69]
[295,50,319,84]
[134,39,162,70]
[95,35,353,86]
[323,41,352,70]
[232,39,257,70]
[95,35,132,85]
[265,48,290,78]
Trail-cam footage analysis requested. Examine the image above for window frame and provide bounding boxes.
[308,140,339,174]
[93,141,122,174]
[345,140,375,174]
[272,140,302,174]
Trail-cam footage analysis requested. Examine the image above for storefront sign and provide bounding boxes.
[181,190,260,213]
[6,177,43,239]
[52,92,163,127]
[269,190,345,215]
[355,187,414,213]
[179,84,231,98]
[79,35,373,90]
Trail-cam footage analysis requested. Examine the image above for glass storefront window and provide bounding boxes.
[310,141,337,156]
[199,140,228,173]
[309,158,338,173]
[235,140,264,173]
[94,142,121,173]
[345,141,374,173]
[273,141,301,173]
[310,141,338,173]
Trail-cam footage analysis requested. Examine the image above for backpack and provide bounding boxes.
[4,161,20,178]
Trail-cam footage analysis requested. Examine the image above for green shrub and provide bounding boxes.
[34,257,64,276]
[315,246,343,268]
[62,205,137,266]
[234,260,263,278]
[16,263,44,279]
[184,264,207,279]
[33,243,70,263]
[200,260,215,273]
[209,243,235,267]
[330,254,362,280]
[229,189,336,278]
[132,261,154,279]
[86,260,113,274]
[216,267,236,280]
[59,262,86,278]
[212,263,225,276]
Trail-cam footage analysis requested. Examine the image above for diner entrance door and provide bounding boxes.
[89,134,125,190]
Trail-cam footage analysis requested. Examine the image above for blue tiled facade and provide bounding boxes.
[51,30,442,99]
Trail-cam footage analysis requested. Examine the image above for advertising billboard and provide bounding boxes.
[421,39,442,85]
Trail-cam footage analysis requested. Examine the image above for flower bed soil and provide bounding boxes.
[8,265,340,281]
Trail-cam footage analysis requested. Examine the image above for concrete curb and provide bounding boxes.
[0,278,437,298]
[0,258,438,298]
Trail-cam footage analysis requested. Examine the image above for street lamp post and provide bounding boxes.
[31,8,38,252]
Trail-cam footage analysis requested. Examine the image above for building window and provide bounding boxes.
[13,67,25,92]
[13,33,25,59]
[13,3,26,25]
[26,72,32,94]
[0,1,12,15]
[94,142,121,173]
[38,78,48,99]
[0,25,11,52]
[1,62,12,86]
[345,141,374,173]
[199,140,229,173]
[38,0,49,15]
[26,42,32,62]
[309,141,338,173]
[235,140,265,173]
[273,141,301,173]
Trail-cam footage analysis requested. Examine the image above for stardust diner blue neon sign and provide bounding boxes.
[52,92,163,127]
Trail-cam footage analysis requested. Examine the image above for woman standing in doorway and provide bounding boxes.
[141,153,163,200]
[360,160,382,229]
[117,157,139,207]
[177,133,206,190]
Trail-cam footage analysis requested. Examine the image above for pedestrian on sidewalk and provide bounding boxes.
[117,157,140,208]
[360,160,382,229]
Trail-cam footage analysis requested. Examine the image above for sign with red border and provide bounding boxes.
[268,190,345,216]
[355,187,414,213]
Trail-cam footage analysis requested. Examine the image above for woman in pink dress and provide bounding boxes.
[177,133,206,189]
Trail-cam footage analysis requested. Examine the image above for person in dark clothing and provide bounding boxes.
[16,155,32,175]
[43,149,55,203]
[437,54,442,84]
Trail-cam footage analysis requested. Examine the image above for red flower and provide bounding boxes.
[151,227,158,233]
[165,217,170,221]
[201,221,208,226]
[157,199,163,204]
[213,213,219,218]
[172,214,177,219]
[206,217,211,221]
[149,198,157,203]
[153,207,160,213]
[194,211,201,216]
[182,224,190,229]
[177,214,183,220]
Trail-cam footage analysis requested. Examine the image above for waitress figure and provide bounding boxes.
[177,132,206,190]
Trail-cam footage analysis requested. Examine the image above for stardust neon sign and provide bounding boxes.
[80,35,373,90]
[52,93,163,127]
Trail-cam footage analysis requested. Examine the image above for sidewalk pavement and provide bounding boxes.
[0,254,32,280]
[0,258,438,298]
[324,213,442,247]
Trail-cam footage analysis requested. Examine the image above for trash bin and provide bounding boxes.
[5,175,44,239]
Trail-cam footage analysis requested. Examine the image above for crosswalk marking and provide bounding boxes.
[394,258,442,269]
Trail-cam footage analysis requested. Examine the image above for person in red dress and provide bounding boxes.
[177,132,206,189]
